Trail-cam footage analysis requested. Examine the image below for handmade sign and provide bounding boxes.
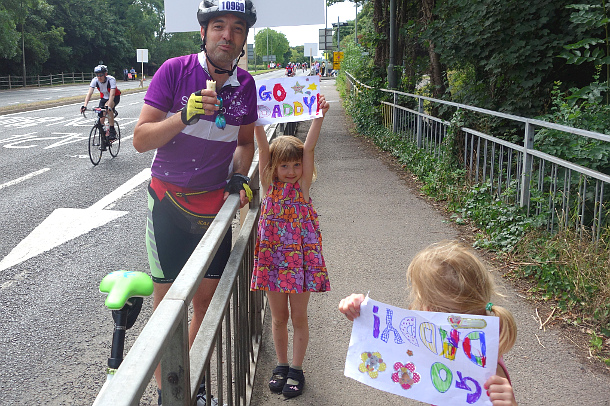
[255,76,322,125]
[344,296,499,405]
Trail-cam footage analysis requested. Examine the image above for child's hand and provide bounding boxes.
[338,293,365,321]
[484,375,517,405]
[318,94,330,116]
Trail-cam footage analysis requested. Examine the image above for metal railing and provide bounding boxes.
[0,72,92,89]
[346,72,610,240]
[93,124,280,406]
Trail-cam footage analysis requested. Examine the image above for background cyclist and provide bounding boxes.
[81,64,121,141]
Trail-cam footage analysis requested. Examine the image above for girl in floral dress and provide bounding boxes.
[251,95,330,399]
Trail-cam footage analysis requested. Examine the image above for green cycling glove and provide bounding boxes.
[180,90,205,125]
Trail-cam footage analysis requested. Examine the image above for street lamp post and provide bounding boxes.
[21,0,26,87]
[355,2,358,44]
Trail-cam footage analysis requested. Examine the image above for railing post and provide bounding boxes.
[8,75,11,89]
[160,301,191,406]
[392,91,398,133]
[520,121,534,208]
[416,97,424,148]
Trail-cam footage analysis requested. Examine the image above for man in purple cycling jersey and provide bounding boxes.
[133,1,257,404]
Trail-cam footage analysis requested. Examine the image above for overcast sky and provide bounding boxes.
[247,1,359,56]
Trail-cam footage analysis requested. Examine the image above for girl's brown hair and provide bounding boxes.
[406,241,517,355]
[262,135,316,185]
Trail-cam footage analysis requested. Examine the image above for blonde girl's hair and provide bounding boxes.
[406,241,517,355]
[262,135,316,185]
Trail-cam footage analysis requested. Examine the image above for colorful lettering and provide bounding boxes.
[455,371,482,404]
[294,102,304,116]
[273,84,287,102]
[372,306,380,339]
[430,362,452,393]
[258,85,272,101]
[380,309,404,344]
[463,331,486,367]
[257,105,271,118]
[282,103,293,117]
[271,104,282,118]
[303,95,316,114]
[399,317,419,347]
[419,322,438,354]
[439,328,459,360]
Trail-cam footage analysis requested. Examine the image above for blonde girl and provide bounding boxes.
[339,241,518,406]
[251,95,331,398]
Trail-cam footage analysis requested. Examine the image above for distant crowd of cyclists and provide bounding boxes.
[267,61,335,77]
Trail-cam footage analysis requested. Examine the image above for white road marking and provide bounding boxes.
[0,168,151,272]
[0,168,50,191]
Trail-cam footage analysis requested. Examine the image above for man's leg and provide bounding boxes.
[189,278,221,347]
[153,282,172,389]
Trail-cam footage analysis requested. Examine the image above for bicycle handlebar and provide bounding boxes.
[81,106,109,119]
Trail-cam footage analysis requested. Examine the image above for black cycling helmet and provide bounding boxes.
[94,65,108,74]
[197,0,257,29]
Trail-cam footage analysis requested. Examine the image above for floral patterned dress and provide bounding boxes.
[250,180,330,293]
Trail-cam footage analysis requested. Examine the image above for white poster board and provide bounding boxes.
[303,43,318,58]
[165,0,325,33]
[255,76,322,125]
[137,49,149,63]
[344,296,499,406]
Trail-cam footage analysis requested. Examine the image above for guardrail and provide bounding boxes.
[93,124,280,406]
[345,72,610,240]
[0,72,91,89]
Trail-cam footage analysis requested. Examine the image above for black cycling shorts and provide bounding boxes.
[98,96,121,116]
[146,185,231,284]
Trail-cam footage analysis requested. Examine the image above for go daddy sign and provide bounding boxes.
[255,76,323,125]
[344,296,500,405]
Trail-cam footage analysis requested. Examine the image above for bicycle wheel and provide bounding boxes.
[109,122,121,157]
[88,123,103,165]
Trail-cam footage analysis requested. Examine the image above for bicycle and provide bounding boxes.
[93,270,153,405]
[82,107,122,165]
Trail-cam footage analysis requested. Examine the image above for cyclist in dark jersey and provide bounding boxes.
[81,65,121,141]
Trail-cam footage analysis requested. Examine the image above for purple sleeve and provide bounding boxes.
[144,59,178,113]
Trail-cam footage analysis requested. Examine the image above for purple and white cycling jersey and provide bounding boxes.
[144,52,258,191]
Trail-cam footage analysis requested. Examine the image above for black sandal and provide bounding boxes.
[268,365,289,393]
[282,368,305,398]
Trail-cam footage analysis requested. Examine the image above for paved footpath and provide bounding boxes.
[249,79,610,405]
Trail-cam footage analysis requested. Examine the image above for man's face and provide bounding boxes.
[202,13,247,69]
[96,72,107,83]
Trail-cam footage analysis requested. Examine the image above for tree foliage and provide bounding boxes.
[253,28,289,64]
[0,0,200,78]
[341,0,609,120]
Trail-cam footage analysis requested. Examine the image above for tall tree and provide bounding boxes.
[254,28,289,65]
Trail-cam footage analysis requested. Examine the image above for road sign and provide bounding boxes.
[304,43,318,58]
[333,51,344,70]
[136,49,148,63]
[262,55,276,62]
[247,44,254,60]
[319,28,335,51]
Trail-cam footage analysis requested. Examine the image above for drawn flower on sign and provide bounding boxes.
[391,362,421,390]
[358,352,386,379]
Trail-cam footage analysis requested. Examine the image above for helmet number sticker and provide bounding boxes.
[220,0,245,12]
